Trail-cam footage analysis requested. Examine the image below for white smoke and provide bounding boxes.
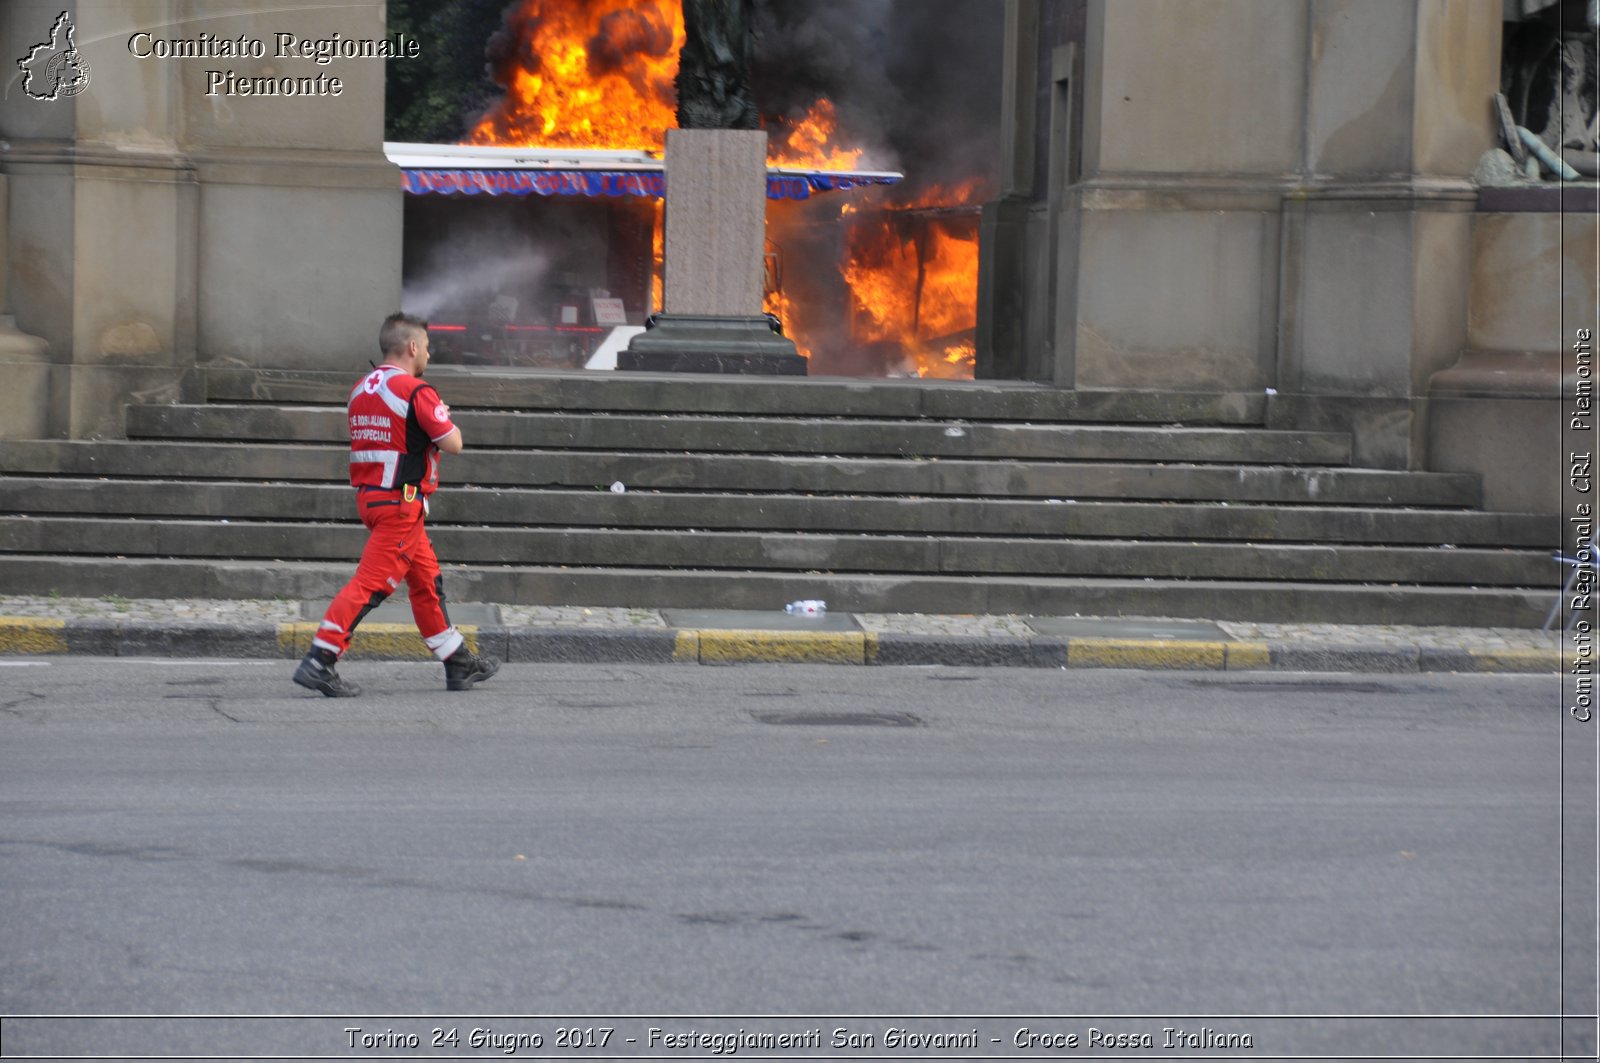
[401,243,553,322]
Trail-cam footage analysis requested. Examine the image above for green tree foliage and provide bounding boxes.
[385,0,508,142]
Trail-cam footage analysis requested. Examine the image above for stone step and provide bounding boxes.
[0,441,1483,506]
[0,517,1553,586]
[203,366,1270,424]
[3,369,1552,625]
[0,555,1552,627]
[127,404,1353,465]
[0,478,1554,547]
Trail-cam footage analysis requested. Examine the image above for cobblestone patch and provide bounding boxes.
[0,596,299,623]
[1214,620,1562,650]
[498,605,667,628]
[860,612,1563,649]
[856,613,1039,637]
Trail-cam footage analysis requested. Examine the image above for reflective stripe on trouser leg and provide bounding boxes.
[312,618,346,654]
[425,627,465,660]
[404,523,461,659]
[315,498,419,655]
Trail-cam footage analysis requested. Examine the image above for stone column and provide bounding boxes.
[2,0,200,438]
[0,173,52,440]
[976,0,1041,381]
[619,129,804,374]
[1425,187,1597,515]
[176,0,401,370]
[0,0,401,438]
[1059,0,1302,394]
[992,0,1504,472]
[1274,0,1502,469]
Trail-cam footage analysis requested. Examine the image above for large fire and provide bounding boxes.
[766,99,865,171]
[467,0,982,379]
[840,183,985,379]
[468,0,681,151]
[762,286,806,358]
[469,0,862,168]
[843,224,979,379]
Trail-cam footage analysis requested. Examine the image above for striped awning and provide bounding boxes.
[385,143,902,202]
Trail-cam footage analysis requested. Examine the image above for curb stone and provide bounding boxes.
[276,621,485,660]
[1418,646,1564,674]
[63,618,121,657]
[1067,637,1228,671]
[697,629,866,665]
[0,617,68,655]
[1268,643,1421,674]
[117,621,283,659]
[504,627,684,664]
[865,633,1045,668]
[0,616,1568,673]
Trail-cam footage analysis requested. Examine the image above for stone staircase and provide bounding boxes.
[0,367,1560,626]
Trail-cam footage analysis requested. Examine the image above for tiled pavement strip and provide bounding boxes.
[0,595,1569,673]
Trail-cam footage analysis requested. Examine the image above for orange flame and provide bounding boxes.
[463,1,987,380]
[841,181,987,379]
[467,0,864,173]
[650,199,664,312]
[468,0,683,151]
[767,99,865,171]
[761,288,805,359]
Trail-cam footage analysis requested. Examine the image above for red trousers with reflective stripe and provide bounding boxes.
[312,491,461,660]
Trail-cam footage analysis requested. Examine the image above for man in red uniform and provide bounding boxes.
[293,312,500,697]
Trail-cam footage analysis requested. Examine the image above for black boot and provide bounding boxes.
[293,649,361,697]
[444,646,500,691]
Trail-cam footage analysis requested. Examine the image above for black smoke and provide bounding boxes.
[588,6,676,82]
[458,0,1003,197]
[752,0,1003,199]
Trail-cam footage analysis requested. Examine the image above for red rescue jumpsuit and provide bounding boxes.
[311,364,465,661]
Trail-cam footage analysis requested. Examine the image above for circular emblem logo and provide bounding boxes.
[45,51,90,98]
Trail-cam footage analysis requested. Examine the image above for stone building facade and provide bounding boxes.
[2,0,1594,517]
[976,0,1596,514]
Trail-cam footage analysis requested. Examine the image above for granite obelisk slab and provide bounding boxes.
[620,129,804,374]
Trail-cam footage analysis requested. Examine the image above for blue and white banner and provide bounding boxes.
[401,167,900,201]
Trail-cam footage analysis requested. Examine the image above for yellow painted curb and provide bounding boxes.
[1467,648,1562,673]
[277,622,315,656]
[1226,642,1273,670]
[0,617,69,655]
[277,622,477,660]
[697,629,865,665]
[672,630,701,663]
[1068,638,1227,670]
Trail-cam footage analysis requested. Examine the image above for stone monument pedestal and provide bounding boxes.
[620,128,804,375]
[619,314,806,374]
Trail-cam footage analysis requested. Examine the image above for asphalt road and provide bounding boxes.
[0,659,1590,1060]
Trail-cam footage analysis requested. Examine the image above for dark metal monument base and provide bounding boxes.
[619,315,807,376]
